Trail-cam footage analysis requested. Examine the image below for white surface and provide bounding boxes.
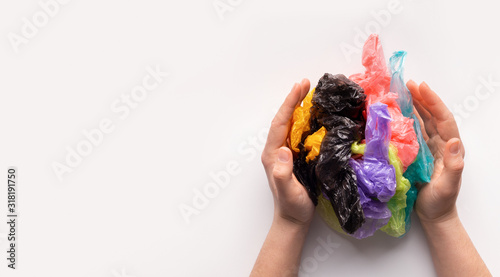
[0,0,499,276]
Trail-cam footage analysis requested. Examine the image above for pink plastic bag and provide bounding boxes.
[349,34,418,170]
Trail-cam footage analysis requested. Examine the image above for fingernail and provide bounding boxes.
[278,147,290,163]
[450,140,460,155]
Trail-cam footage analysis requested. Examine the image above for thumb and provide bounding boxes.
[438,138,465,198]
[272,147,295,198]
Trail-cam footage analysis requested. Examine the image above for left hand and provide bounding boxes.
[261,79,315,226]
[406,80,465,224]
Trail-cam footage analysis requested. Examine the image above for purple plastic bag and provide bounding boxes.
[350,102,396,239]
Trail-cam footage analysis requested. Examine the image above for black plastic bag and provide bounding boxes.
[293,73,367,234]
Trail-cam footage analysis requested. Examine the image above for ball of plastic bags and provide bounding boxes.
[288,34,434,239]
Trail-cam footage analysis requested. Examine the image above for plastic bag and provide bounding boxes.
[349,103,395,239]
[389,51,413,117]
[290,88,320,204]
[317,194,347,235]
[349,34,419,170]
[312,73,367,234]
[404,185,418,233]
[351,143,410,237]
[292,73,367,234]
[380,145,411,237]
[349,34,391,100]
[304,126,326,162]
[389,51,435,232]
[376,93,419,169]
[290,88,315,153]
[293,149,320,205]
[351,103,396,203]
[288,35,435,239]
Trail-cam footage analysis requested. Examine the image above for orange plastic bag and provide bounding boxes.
[289,88,315,152]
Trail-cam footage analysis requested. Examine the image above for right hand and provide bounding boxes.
[261,79,316,227]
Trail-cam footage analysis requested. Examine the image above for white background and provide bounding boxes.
[0,0,499,276]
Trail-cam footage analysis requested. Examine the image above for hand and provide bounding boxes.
[261,79,315,227]
[251,79,315,277]
[406,80,465,224]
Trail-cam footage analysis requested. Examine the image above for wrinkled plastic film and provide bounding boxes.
[349,35,419,170]
[350,104,396,238]
[349,34,391,100]
[380,144,411,237]
[290,88,315,153]
[404,185,418,233]
[389,51,413,117]
[287,34,435,239]
[312,73,367,234]
[352,142,410,237]
[304,127,326,162]
[317,194,347,236]
[293,149,320,205]
[389,51,435,233]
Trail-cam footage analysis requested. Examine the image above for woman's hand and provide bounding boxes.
[407,80,491,277]
[261,79,315,227]
[251,79,315,277]
[407,80,465,224]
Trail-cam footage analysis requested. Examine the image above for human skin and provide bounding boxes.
[250,79,491,277]
[407,80,491,277]
[250,79,314,277]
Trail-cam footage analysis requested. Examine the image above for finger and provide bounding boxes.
[419,82,465,155]
[407,80,423,102]
[299,78,311,99]
[407,80,437,137]
[436,138,464,199]
[419,82,453,121]
[412,106,430,141]
[414,100,438,138]
[407,80,430,110]
[418,82,457,123]
[420,82,463,143]
[264,80,310,153]
[407,80,431,121]
[272,147,296,200]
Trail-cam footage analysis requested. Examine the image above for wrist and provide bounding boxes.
[418,205,459,226]
[419,208,461,234]
[272,213,311,235]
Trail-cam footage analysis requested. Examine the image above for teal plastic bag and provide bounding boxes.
[389,51,434,233]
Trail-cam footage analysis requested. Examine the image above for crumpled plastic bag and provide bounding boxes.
[290,88,321,204]
[377,93,419,170]
[349,34,391,99]
[349,102,395,239]
[290,88,315,153]
[351,142,411,237]
[293,147,320,205]
[304,126,326,162]
[317,194,346,235]
[292,73,367,234]
[352,103,395,202]
[288,34,435,239]
[381,145,411,237]
[349,34,419,170]
[404,185,418,233]
[389,51,434,233]
[312,73,367,234]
